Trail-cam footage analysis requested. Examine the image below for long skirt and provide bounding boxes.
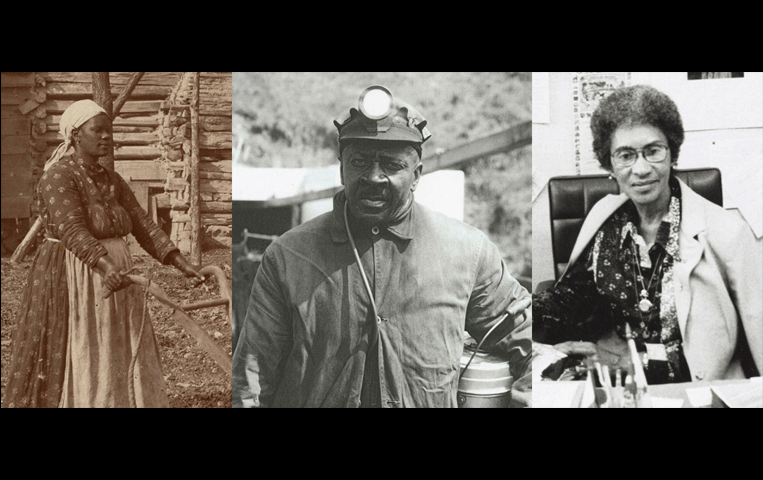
[2,239,69,408]
[59,237,169,407]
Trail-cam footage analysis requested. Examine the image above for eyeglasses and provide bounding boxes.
[611,144,669,168]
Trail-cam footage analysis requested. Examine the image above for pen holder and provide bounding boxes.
[586,353,652,408]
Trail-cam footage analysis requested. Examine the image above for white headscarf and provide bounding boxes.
[44,99,109,171]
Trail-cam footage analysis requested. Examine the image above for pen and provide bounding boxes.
[625,323,652,408]
[594,359,610,408]
[602,364,616,408]
[614,367,623,408]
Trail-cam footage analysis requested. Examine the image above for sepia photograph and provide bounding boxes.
[532,72,762,408]
[1,72,232,408]
[231,72,532,408]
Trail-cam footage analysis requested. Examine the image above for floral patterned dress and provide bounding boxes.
[3,156,178,407]
[534,177,691,384]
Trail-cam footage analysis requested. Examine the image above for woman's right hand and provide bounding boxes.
[96,256,130,296]
[553,340,598,357]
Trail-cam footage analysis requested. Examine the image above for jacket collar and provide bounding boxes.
[330,189,416,244]
[618,199,674,250]
[618,191,682,268]
[676,178,708,241]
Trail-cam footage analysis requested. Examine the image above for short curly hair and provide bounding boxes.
[590,84,684,171]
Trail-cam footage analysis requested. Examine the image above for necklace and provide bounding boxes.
[631,244,663,313]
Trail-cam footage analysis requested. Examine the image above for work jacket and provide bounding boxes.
[562,179,762,381]
[233,191,531,407]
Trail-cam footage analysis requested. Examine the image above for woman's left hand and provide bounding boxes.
[167,251,206,282]
[178,262,206,283]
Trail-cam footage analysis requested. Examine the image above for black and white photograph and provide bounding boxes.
[531,72,762,408]
[1,72,233,408]
[231,72,532,408]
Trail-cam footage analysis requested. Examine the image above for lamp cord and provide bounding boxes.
[344,200,380,323]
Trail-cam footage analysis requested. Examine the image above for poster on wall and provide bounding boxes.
[649,72,762,131]
[572,72,632,175]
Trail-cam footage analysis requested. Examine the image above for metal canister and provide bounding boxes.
[457,344,514,408]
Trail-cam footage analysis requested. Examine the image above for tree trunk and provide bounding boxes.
[92,72,115,171]
[112,72,145,117]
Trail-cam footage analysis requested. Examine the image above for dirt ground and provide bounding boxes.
[1,247,232,408]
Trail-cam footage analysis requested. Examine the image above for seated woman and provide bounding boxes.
[533,85,762,385]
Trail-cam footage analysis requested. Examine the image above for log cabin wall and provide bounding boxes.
[160,72,232,253]
[1,72,36,254]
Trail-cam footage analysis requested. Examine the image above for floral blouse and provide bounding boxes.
[534,177,691,384]
[37,156,178,268]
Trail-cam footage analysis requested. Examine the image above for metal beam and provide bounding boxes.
[247,121,532,208]
[426,120,531,172]
[250,185,343,208]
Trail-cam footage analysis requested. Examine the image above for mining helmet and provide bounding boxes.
[334,85,431,156]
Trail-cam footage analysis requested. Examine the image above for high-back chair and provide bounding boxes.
[537,168,722,293]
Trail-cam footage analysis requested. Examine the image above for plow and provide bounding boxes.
[106,264,232,407]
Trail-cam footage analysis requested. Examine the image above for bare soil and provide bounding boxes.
[1,248,232,408]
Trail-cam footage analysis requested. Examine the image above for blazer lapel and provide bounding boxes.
[673,180,707,336]
[559,194,629,284]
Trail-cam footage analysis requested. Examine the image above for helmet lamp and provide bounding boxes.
[359,85,394,120]
[334,84,431,148]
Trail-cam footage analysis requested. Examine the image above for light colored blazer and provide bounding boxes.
[561,178,762,381]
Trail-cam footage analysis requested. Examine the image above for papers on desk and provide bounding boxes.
[685,386,714,408]
[710,377,763,408]
[684,378,762,408]
[649,396,685,408]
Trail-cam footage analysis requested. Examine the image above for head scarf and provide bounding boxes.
[44,99,110,171]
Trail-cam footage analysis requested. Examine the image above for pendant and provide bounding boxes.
[639,298,653,312]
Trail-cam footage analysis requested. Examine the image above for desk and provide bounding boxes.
[533,378,761,408]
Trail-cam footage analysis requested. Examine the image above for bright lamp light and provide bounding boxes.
[359,85,393,120]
